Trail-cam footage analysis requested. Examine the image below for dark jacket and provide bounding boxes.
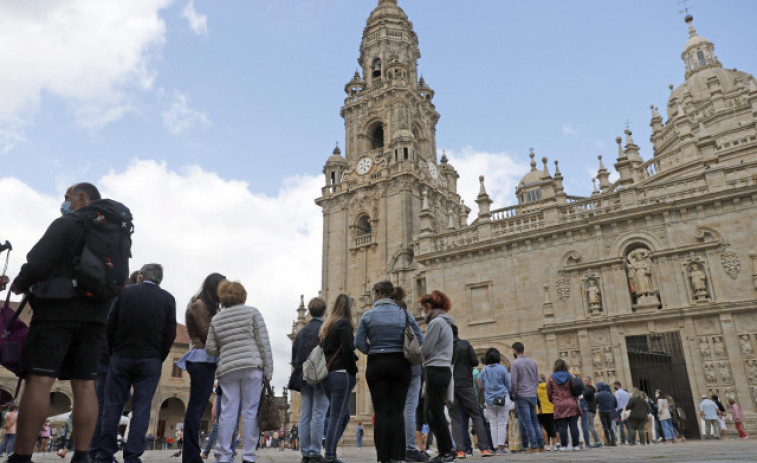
[625,396,650,420]
[595,382,618,414]
[13,213,111,323]
[322,319,358,376]
[581,384,597,412]
[291,318,324,369]
[452,337,479,389]
[107,281,177,360]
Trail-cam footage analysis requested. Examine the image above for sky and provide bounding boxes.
[1,0,757,388]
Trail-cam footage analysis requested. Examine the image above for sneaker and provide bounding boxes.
[480,450,495,457]
[538,446,545,452]
[573,446,581,451]
[405,450,430,462]
[455,451,466,459]
[559,447,571,451]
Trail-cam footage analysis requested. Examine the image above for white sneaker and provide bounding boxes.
[573,446,581,451]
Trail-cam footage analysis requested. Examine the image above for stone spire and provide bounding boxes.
[681,14,721,78]
[541,156,551,180]
[476,175,493,222]
[361,0,420,86]
[288,295,308,341]
[596,155,611,191]
[623,129,643,163]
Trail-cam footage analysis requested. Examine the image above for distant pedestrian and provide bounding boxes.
[205,280,273,463]
[355,422,363,449]
[656,391,675,443]
[711,395,727,440]
[613,382,630,444]
[510,342,544,453]
[476,348,508,456]
[624,388,649,445]
[699,395,719,440]
[546,359,581,451]
[579,377,601,448]
[95,264,177,463]
[0,406,18,457]
[727,398,748,439]
[666,396,684,441]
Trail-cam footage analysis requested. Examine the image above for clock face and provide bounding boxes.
[427,161,438,179]
[357,157,373,175]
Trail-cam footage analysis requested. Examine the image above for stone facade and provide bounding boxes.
[293,0,757,439]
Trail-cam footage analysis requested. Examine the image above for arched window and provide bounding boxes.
[697,50,706,67]
[372,58,382,78]
[355,214,372,235]
[371,125,384,149]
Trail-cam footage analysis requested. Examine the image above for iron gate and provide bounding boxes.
[626,332,700,438]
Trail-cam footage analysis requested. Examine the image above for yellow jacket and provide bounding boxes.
[537,381,554,414]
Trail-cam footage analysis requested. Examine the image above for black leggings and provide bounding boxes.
[538,413,556,438]
[424,366,453,456]
[366,353,411,463]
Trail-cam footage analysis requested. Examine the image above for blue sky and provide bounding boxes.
[1,0,756,387]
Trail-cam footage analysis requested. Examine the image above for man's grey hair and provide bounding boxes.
[140,264,163,285]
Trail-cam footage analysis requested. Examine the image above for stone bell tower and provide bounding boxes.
[314,1,466,421]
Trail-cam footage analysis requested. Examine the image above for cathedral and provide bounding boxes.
[291,0,757,438]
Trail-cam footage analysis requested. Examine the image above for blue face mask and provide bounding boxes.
[60,201,74,216]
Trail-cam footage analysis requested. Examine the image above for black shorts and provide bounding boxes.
[22,319,106,380]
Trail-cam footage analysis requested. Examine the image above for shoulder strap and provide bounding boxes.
[2,293,28,331]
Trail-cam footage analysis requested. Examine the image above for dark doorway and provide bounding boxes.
[626,332,699,439]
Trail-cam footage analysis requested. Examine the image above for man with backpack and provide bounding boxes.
[11,182,132,463]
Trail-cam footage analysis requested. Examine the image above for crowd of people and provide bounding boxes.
[0,181,750,463]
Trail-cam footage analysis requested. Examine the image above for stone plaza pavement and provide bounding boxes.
[30,440,756,463]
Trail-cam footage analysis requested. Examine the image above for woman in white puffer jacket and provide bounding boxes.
[206,281,273,463]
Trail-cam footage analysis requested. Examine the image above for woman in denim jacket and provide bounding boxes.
[356,281,423,463]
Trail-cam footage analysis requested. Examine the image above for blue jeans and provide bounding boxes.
[615,413,630,443]
[96,356,162,463]
[89,361,110,459]
[299,382,329,458]
[323,372,356,461]
[203,394,239,457]
[515,397,544,450]
[556,416,580,448]
[580,405,600,446]
[183,362,217,463]
[661,419,675,441]
[404,373,421,451]
[0,433,15,454]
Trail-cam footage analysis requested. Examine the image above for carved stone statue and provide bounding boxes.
[586,279,602,313]
[689,263,708,301]
[739,334,754,357]
[698,337,711,361]
[746,360,757,384]
[751,386,757,407]
[592,349,603,369]
[712,336,726,359]
[627,248,654,296]
[704,363,717,384]
[719,362,733,384]
[570,350,583,369]
[604,347,615,368]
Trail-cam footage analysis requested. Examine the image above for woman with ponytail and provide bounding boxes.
[418,290,455,463]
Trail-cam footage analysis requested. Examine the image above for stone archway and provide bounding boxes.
[157,397,186,442]
[49,391,72,416]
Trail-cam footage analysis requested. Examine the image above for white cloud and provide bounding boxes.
[181,1,208,37]
[162,92,212,134]
[442,146,530,214]
[562,123,578,136]
[0,0,172,149]
[0,161,323,389]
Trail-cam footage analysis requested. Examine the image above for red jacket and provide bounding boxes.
[546,374,582,420]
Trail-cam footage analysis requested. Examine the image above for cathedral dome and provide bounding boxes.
[325,145,348,166]
[367,0,409,24]
[517,151,541,188]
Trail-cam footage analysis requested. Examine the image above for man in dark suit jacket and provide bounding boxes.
[95,263,176,463]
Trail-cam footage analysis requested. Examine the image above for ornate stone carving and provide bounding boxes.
[686,261,709,302]
[698,337,712,361]
[590,329,611,347]
[712,336,726,359]
[592,348,603,370]
[718,362,733,384]
[746,360,757,384]
[720,246,741,279]
[750,386,757,407]
[626,247,660,308]
[694,317,720,335]
[556,274,571,299]
[739,334,754,357]
[604,347,615,368]
[704,362,717,384]
[556,333,577,350]
[584,276,602,314]
[570,350,583,370]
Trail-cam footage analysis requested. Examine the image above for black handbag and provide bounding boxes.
[287,365,303,392]
[492,396,506,407]
[257,378,281,432]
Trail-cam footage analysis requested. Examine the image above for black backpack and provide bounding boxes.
[570,375,584,397]
[74,199,133,301]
